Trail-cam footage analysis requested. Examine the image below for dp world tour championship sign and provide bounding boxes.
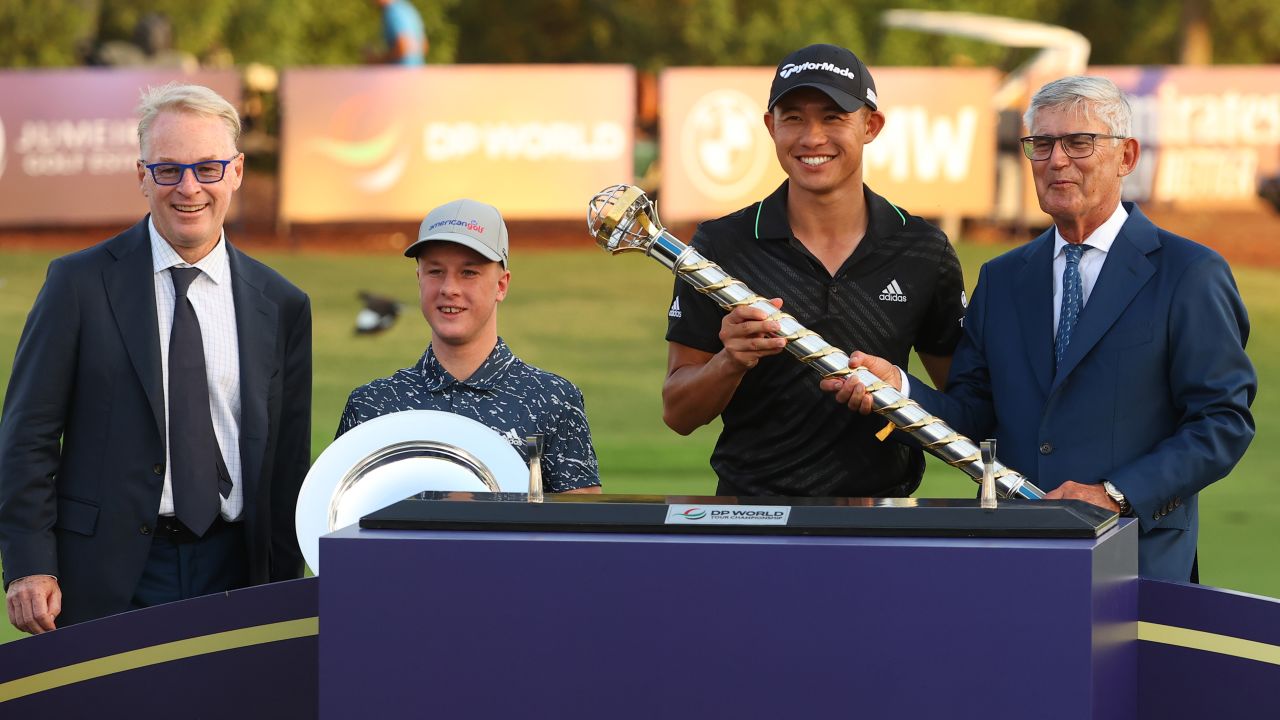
[0,69,240,226]
[279,65,635,222]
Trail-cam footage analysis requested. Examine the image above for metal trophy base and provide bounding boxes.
[360,492,1116,539]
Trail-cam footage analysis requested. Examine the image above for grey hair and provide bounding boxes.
[1024,76,1132,138]
[136,83,240,158]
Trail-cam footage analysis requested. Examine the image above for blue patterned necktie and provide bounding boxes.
[1055,244,1092,370]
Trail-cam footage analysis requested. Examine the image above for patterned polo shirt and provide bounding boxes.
[336,338,600,492]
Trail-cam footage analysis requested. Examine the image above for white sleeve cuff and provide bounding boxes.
[897,367,911,398]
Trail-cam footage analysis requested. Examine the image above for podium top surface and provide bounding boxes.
[359,492,1117,539]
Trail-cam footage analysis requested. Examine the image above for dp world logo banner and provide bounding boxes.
[280,65,634,222]
[0,69,240,226]
[660,67,998,222]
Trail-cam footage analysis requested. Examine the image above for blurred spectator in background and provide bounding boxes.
[1260,172,1280,214]
[369,0,427,65]
[90,12,198,71]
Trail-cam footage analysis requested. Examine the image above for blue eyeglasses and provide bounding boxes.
[142,157,238,185]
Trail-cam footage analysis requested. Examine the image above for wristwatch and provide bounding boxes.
[1101,480,1131,516]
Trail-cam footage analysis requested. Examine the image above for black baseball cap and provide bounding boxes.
[767,44,878,113]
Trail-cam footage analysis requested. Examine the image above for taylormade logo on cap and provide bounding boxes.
[779,61,858,81]
[767,44,878,113]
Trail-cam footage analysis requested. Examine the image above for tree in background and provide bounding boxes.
[0,0,458,68]
[1,0,1279,69]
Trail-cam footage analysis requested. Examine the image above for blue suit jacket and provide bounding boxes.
[0,218,313,625]
[910,204,1255,581]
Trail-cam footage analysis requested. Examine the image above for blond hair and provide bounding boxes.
[136,83,241,158]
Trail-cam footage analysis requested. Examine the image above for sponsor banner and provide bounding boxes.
[665,504,791,526]
[1091,65,1280,208]
[659,67,998,222]
[280,65,634,222]
[0,69,241,226]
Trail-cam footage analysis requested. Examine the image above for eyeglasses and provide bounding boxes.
[142,157,238,185]
[1019,133,1127,161]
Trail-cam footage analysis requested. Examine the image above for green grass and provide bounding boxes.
[1,241,1278,644]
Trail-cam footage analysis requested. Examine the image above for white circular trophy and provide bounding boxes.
[295,410,528,574]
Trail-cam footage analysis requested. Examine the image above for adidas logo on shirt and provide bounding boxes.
[669,297,682,318]
[879,279,908,303]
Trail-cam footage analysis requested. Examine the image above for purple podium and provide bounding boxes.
[4,495,1278,717]
[319,495,1136,719]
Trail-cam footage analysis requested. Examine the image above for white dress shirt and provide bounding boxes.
[1051,202,1128,334]
[150,220,244,521]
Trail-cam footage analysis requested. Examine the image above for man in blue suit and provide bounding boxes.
[823,76,1255,582]
[0,84,312,633]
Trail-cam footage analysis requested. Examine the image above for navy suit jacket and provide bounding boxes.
[0,217,312,625]
[910,204,1255,581]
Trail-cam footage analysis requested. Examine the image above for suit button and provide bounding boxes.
[1039,442,1053,455]
[140,524,152,535]
[153,463,164,475]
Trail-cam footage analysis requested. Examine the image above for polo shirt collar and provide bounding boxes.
[752,181,908,244]
[419,337,516,392]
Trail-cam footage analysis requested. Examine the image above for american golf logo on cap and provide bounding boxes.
[429,217,485,235]
[779,61,859,80]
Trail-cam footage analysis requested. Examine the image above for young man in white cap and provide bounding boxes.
[663,44,966,498]
[337,199,601,493]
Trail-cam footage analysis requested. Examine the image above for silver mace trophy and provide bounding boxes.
[586,184,1046,500]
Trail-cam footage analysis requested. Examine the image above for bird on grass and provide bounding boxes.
[354,290,404,335]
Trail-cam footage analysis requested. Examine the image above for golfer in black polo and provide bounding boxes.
[663,44,966,497]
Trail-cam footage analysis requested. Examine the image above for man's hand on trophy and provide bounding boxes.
[718,298,788,371]
[1044,480,1120,513]
[820,351,902,414]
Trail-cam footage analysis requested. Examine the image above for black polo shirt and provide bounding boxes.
[665,181,965,497]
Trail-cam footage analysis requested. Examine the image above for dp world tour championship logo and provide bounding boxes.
[665,504,791,526]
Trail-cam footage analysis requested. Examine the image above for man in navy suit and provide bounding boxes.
[0,83,312,633]
[823,76,1255,582]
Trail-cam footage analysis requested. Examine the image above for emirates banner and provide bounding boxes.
[0,69,240,226]
[280,65,634,222]
[1093,65,1280,208]
[659,67,999,222]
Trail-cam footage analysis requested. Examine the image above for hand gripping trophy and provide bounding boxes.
[586,184,1046,500]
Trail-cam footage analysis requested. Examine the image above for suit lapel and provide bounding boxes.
[229,244,278,498]
[103,219,164,439]
[1051,205,1159,392]
[1014,230,1057,396]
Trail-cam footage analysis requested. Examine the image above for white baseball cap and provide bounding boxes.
[404,198,509,267]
